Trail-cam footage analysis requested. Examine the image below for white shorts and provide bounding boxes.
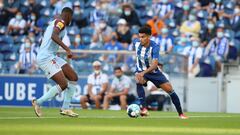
[37,56,67,79]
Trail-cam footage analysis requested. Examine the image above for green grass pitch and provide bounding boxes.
[0,107,240,135]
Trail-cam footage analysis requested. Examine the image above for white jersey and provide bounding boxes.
[87,72,109,95]
[37,19,67,64]
[111,75,131,93]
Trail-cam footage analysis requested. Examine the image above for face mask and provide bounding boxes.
[234,8,240,14]
[124,10,131,16]
[30,37,35,42]
[169,22,175,27]
[215,0,221,3]
[183,5,190,11]
[207,23,214,29]
[217,32,224,38]
[162,0,168,4]
[161,28,168,34]
[173,31,178,36]
[189,15,196,21]
[197,11,204,18]
[44,10,50,16]
[99,22,106,29]
[75,38,81,43]
[16,15,22,20]
[181,37,187,43]
[41,1,47,7]
[96,6,100,10]
[94,70,101,74]
[192,41,199,47]
[25,42,31,48]
[31,15,36,20]
[74,9,81,14]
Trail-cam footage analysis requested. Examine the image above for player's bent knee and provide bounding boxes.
[59,82,68,90]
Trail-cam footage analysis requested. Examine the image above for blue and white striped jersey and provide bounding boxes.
[133,39,160,73]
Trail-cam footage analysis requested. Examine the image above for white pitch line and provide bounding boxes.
[0,115,237,120]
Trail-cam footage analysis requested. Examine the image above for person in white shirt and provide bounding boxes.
[103,67,132,110]
[80,61,109,109]
[15,39,37,74]
[182,37,203,78]
[7,11,26,35]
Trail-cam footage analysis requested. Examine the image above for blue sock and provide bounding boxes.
[136,84,146,108]
[61,82,76,110]
[37,85,62,105]
[169,91,183,115]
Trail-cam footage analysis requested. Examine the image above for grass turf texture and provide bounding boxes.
[0,107,240,135]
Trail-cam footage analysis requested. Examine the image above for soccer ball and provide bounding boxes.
[127,104,140,118]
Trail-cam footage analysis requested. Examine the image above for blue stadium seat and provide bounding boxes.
[81,27,94,36]
[82,35,92,45]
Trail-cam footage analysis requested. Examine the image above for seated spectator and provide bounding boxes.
[15,39,37,74]
[4,0,20,17]
[156,27,173,54]
[0,1,10,26]
[146,63,170,111]
[20,34,38,54]
[26,12,42,34]
[80,61,109,109]
[116,18,132,49]
[174,0,191,26]
[90,19,113,49]
[70,34,88,60]
[204,27,229,72]
[72,1,87,29]
[120,3,141,27]
[146,15,165,37]
[90,1,109,27]
[103,67,133,110]
[7,11,26,35]
[180,12,201,38]
[156,0,174,20]
[200,19,216,47]
[103,32,124,63]
[25,0,43,19]
[173,34,189,54]
[53,0,72,15]
[182,37,203,78]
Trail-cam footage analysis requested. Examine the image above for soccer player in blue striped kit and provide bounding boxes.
[133,26,188,119]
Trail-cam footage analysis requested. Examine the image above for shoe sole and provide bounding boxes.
[60,112,79,117]
[31,100,41,117]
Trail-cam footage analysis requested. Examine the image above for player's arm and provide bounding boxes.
[142,59,158,74]
[51,20,72,58]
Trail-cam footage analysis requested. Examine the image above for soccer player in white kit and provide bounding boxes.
[32,7,78,117]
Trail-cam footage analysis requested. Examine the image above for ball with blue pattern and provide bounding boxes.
[127,104,140,118]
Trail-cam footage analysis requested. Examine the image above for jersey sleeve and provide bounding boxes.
[54,19,65,31]
[152,42,160,60]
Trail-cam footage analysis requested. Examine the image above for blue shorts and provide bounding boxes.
[143,72,169,88]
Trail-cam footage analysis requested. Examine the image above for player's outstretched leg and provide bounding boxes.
[136,83,149,116]
[32,71,68,117]
[160,82,188,119]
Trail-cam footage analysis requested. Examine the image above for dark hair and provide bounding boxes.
[62,7,73,15]
[114,66,122,71]
[138,26,152,35]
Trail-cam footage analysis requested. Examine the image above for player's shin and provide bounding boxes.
[36,84,63,105]
[136,84,146,108]
[168,90,183,115]
[61,81,76,110]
